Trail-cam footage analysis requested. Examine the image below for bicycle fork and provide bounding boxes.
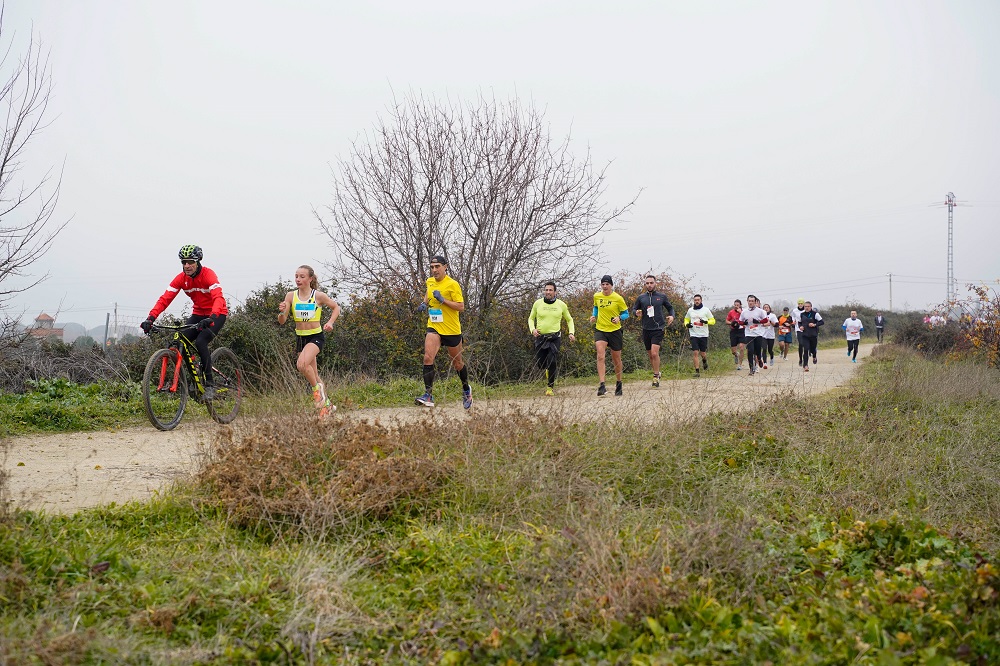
[157,349,184,393]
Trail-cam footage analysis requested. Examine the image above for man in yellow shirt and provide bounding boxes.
[589,274,630,397]
[415,255,472,409]
[528,281,576,395]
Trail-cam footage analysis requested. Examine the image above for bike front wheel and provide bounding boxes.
[208,347,243,424]
[142,348,189,431]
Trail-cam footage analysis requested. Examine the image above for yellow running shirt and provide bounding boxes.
[292,289,322,336]
[425,275,464,336]
[593,291,628,333]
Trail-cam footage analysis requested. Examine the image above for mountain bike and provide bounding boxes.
[141,324,243,431]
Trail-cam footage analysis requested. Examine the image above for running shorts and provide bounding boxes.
[296,331,325,353]
[641,328,665,350]
[594,328,624,352]
[729,328,745,348]
[778,332,793,343]
[427,328,464,348]
[690,336,708,352]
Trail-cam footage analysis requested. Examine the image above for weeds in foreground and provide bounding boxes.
[1,346,999,663]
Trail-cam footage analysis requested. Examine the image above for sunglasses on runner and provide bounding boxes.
[181,259,198,265]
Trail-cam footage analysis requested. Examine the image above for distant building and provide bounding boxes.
[29,312,64,342]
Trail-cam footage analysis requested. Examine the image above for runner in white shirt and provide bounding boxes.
[761,303,779,367]
[683,294,715,376]
[739,295,768,375]
[842,310,864,363]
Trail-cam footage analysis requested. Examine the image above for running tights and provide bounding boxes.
[847,339,859,360]
[746,336,764,370]
[801,337,818,367]
[764,338,775,362]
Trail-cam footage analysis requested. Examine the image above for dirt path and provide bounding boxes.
[3,344,874,514]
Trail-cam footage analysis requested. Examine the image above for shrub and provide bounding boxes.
[893,318,961,357]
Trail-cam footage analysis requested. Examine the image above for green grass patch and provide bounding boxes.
[2,346,998,663]
[0,378,150,437]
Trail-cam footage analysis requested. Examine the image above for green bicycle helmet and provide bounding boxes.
[178,244,203,262]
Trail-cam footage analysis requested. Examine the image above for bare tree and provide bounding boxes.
[316,92,637,315]
[0,13,65,330]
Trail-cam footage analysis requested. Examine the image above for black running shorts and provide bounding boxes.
[594,328,624,352]
[729,328,745,348]
[641,328,665,350]
[427,328,464,348]
[296,331,325,353]
[690,336,708,352]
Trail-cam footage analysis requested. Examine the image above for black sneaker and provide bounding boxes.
[597,383,607,397]
[694,368,700,377]
[812,356,817,364]
[614,381,623,396]
[702,358,708,370]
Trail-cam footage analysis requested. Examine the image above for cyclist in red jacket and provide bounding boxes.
[140,244,228,400]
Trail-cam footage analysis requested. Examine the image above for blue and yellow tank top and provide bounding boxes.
[292,290,322,335]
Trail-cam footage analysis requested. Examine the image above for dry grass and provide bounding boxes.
[199,416,450,533]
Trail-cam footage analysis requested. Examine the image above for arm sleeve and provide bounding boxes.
[707,313,716,326]
[683,311,691,327]
[562,302,575,335]
[204,268,227,316]
[148,274,184,318]
[592,306,599,318]
[617,294,630,320]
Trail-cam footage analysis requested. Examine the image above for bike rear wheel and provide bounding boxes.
[142,348,188,431]
[208,347,242,424]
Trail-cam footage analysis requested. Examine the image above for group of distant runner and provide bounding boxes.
[139,247,887,414]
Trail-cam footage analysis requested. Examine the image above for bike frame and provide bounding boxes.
[153,326,206,397]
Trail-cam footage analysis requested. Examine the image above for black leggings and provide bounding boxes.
[535,336,561,387]
[876,327,884,343]
[848,339,859,360]
[764,338,775,361]
[183,314,226,382]
[746,336,764,370]
[801,336,818,367]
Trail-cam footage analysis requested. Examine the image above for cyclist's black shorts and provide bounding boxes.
[296,332,325,353]
[427,328,464,348]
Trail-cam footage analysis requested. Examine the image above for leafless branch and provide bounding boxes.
[0,11,66,320]
[314,91,638,315]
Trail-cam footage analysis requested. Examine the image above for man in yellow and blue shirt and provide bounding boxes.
[589,274,629,397]
[415,255,472,409]
[528,281,576,395]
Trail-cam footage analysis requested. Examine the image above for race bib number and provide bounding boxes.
[429,308,444,323]
[294,302,316,321]
[646,306,654,317]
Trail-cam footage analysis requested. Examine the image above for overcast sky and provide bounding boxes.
[4,0,999,329]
